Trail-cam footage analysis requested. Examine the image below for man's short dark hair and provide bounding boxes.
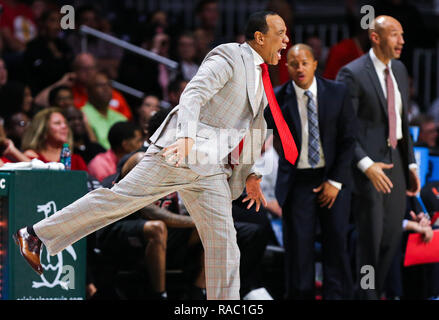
[77,5,97,20]
[195,0,218,14]
[48,85,72,107]
[410,114,436,128]
[108,121,140,150]
[244,11,278,41]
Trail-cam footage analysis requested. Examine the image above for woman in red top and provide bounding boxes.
[21,107,88,171]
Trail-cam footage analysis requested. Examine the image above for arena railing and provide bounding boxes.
[79,25,178,103]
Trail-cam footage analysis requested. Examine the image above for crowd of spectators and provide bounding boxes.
[1,0,439,300]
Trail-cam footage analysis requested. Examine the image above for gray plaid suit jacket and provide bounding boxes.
[150,42,268,200]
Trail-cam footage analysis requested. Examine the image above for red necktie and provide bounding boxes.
[260,63,298,165]
[385,67,397,149]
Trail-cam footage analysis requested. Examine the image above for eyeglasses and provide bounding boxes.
[15,120,29,127]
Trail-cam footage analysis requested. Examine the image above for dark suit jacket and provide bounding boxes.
[264,76,357,207]
[336,53,415,193]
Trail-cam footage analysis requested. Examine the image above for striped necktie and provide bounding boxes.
[304,90,320,167]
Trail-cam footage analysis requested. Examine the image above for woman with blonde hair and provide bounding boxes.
[22,107,88,171]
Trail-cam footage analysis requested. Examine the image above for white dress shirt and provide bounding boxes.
[357,48,417,172]
[247,43,264,105]
[293,77,342,190]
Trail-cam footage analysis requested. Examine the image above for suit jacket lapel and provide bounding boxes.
[240,44,258,117]
[365,54,388,116]
[284,81,302,149]
[316,77,327,143]
[392,65,409,117]
[392,64,410,136]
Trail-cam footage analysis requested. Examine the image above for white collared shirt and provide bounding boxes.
[293,77,342,190]
[293,77,325,169]
[357,48,416,173]
[369,48,403,140]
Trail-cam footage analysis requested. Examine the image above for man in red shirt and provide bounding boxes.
[88,121,143,181]
[71,52,133,120]
[0,0,36,52]
[323,29,369,80]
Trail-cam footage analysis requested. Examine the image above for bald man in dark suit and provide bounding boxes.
[336,16,420,299]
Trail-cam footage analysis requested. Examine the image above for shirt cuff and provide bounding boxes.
[357,156,374,173]
[402,219,408,230]
[328,179,342,190]
[409,163,418,171]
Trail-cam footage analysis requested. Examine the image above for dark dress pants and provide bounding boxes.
[353,147,407,300]
[283,168,353,299]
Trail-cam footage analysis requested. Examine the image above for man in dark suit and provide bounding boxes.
[336,16,420,299]
[264,44,356,299]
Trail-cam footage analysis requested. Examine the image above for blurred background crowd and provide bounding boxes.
[0,0,439,300]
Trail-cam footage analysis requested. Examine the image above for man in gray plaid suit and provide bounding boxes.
[14,11,290,300]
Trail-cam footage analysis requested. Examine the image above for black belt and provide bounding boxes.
[294,167,325,180]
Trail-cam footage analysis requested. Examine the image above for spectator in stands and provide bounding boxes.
[407,77,420,122]
[167,78,188,108]
[144,108,171,147]
[0,60,35,159]
[4,110,30,149]
[0,0,37,53]
[62,106,105,164]
[0,57,11,129]
[194,0,223,48]
[0,57,7,88]
[385,196,439,300]
[148,10,169,33]
[21,107,88,171]
[428,98,439,124]
[82,72,128,149]
[136,95,161,139]
[193,28,211,65]
[410,114,439,152]
[65,5,123,77]
[71,53,132,120]
[1,81,35,118]
[88,121,143,182]
[175,32,199,81]
[33,71,75,107]
[30,0,51,21]
[48,85,74,110]
[23,8,73,94]
[48,85,98,143]
[0,136,31,165]
[323,27,369,80]
[117,32,163,102]
[150,31,176,101]
[305,34,327,76]
[0,58,34,120]
[0,30,3,55]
